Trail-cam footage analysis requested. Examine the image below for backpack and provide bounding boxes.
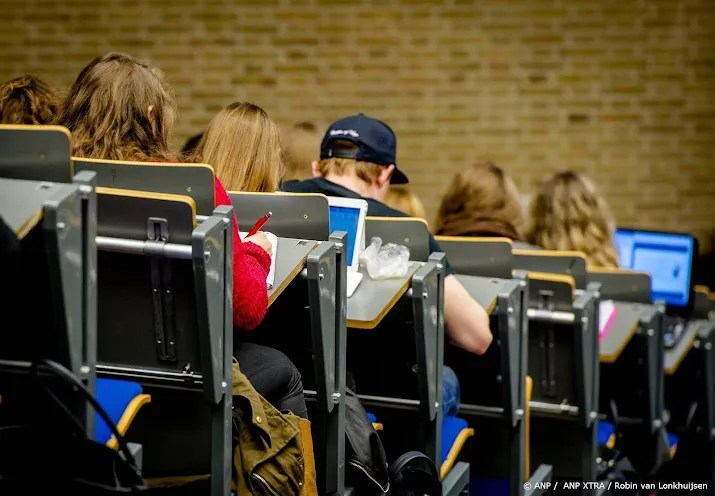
[389,451,442,496]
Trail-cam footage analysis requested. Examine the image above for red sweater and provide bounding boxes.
[213,177,270,330]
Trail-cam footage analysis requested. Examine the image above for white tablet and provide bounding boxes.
[327,196,368,272]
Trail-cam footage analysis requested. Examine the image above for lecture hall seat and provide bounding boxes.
[95,378,151,448]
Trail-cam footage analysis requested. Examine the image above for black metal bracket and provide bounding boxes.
[147,217,177,362]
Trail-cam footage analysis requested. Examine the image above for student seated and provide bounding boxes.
[283,114,492,355]
[0,75,59,125]
[55,52,308,420]
[282,121,322,182]
[434,162,538,248]
[190,102,283,193]
[526,170,619,268]
[384,185,427,222]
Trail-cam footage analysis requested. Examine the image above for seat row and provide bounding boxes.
[1,124,713,495]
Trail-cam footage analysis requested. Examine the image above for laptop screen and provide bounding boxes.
[614,229,695,307]
[329,205,361,267]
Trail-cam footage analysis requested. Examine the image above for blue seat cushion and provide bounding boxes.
[597,421,615,447]
[441,415,469,467]
[95,378,143,444]
[667,432,678,449]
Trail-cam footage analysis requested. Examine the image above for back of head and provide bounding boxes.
[384,186,427,220]
[0,75,59,125]
[526,170,619,268]
[434,162,525,241]
[193,102,283,192]
[282,121,321,181]
[55,52,176,162]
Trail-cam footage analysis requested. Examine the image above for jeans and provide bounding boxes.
[443,366,461,417]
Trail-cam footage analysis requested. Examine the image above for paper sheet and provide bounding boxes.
[599,299,617,341]
[240,231,277,290]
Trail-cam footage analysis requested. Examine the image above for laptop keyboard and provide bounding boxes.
[663,317,687,349]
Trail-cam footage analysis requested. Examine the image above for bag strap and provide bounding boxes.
[389,450,441,491]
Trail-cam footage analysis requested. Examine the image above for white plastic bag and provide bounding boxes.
[359,237,410,279]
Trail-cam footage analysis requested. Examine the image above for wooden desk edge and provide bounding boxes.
[487,297,498,315]
[267,244,315,307]
[347,274,415,330]
[664,330,697,376]
[16,208,44,240]
[599,319,640,364]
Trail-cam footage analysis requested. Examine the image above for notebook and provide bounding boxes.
[240,231,278,290]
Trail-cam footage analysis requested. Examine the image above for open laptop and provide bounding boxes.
[614,228,698,348]
[328,197,368,298]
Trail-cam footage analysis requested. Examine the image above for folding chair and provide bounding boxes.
[94,188,233,496]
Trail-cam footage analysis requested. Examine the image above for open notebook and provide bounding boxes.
[240,231,277,290]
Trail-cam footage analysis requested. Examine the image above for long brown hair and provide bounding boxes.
[0,75,59,125]
[434,162,525,240]
[526,170,619,268]
[192,102,283,192]
[55,52,176,161]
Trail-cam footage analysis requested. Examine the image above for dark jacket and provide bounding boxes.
[231,361,305,495]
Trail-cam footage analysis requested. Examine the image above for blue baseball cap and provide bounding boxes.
[320,114,408,184]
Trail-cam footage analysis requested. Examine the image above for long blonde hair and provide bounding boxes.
[193,102,283,192]
[0,75,59,125]
[434,162,525,241]
[384,186,427,220]
[55,52,176,161]
[526,171,619,268]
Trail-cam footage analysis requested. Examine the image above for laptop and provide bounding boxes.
[328,197,368,298]
[614,228,698,348]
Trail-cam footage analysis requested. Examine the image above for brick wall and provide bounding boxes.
[2,0,714,249]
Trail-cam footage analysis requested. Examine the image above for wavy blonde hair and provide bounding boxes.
[193,102,283,192]
[434,162,525,241]
[55,52,176,161]
[384,186,427,220]
[0,75,59,125]
[526,171,619,268]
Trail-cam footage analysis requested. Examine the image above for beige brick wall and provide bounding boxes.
[2,0,714,249]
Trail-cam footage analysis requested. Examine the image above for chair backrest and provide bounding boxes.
[95,188,202,378]
[229,191,330,240]
[74,158,215,216]
[525,273,580,404]
[94,188,233,480]
[0,125,73,183]
[366,216,430,261]
[527,273,575,313]
[435,236,512,278]
[587,268,652,304]
[513,250,587,289]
